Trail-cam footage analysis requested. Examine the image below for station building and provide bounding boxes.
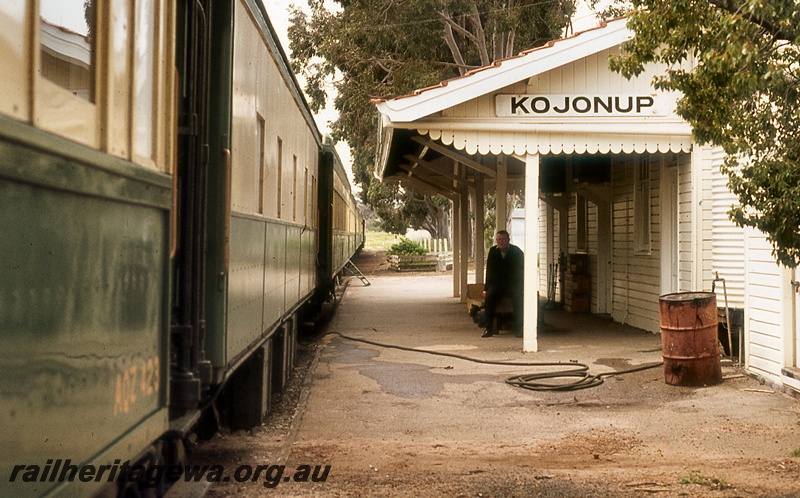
[373,17,800,397]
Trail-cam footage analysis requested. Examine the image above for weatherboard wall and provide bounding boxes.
[427,46,691,156]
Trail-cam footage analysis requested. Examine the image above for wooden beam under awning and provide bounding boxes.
[396,165,462,197]
[402,154,472,185]
[411,136,496,178]
[386,174,458,201]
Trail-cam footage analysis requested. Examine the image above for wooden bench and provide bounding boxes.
[466,283,514,334]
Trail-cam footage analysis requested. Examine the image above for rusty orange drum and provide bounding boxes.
[659,292,723,386]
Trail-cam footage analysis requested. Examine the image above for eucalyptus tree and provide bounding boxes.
[289,0,575,237]
[610,0,800,267]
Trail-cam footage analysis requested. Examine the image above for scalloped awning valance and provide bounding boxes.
[419,127,692,156]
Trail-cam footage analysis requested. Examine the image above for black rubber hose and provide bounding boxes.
[506,361,664,392]
[323,332,663,392]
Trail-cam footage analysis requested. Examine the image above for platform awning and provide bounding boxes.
[373,17,693,188]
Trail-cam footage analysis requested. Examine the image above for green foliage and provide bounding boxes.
[289,0,574,238]
[365,229,397,249]
[387,238,428,256]
[484,192,497,248]
[678,469,729,490]
[360,180,450,235]
[610,0,800,267]
[792,447,800,457]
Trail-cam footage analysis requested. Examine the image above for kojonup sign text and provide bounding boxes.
[495,94,666,117]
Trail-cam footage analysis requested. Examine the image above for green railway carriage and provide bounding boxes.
[197,0,327,429]
[0,1,176,497]
[179,0,364,435]
[316,144,366,299]
[1,1,363,496]
[330,147,366,277]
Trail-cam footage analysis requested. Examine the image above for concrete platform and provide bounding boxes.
[330,271,664,372]
[281,264,800,496]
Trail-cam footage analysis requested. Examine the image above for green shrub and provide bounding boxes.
[387,238,428,256]
[678,470,729,490]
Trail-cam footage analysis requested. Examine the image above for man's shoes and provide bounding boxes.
[481,330,493,338]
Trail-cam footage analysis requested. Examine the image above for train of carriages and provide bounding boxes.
[0,1,364,496]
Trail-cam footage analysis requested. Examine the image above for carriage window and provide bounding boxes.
[40,0,96,102]
[134,0,156,160]
[304,167,309,224]
[293,155,298,221]
[277,137,283,218]
[258,116,266,215]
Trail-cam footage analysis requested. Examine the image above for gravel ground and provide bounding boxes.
[183,248,800,498]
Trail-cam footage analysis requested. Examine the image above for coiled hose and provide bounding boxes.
[321,332,663,392]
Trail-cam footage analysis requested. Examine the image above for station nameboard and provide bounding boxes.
[495,94,667,117]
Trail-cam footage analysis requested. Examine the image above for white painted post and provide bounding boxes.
[453,197,460,298]
[546,203,554,300]
[523,154,540,352]
[460,181,469,304]
[475,174,485,285]
[497,156,508,231]
[559,207,568,303]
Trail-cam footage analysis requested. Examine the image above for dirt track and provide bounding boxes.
[187,247,800,498]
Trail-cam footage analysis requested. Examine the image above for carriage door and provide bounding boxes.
[660,159,679,294]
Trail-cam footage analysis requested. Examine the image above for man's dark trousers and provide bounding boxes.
[484,284,523,336]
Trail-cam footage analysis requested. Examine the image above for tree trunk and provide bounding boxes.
[442,18,468,76]
[469,1,491,66]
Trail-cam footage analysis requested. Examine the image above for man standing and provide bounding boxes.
[482,230,524,338]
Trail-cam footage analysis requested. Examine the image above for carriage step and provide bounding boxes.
[344,259,370,286]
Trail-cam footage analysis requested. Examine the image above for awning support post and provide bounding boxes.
[496,156,508,231]
[523,153,540,352]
